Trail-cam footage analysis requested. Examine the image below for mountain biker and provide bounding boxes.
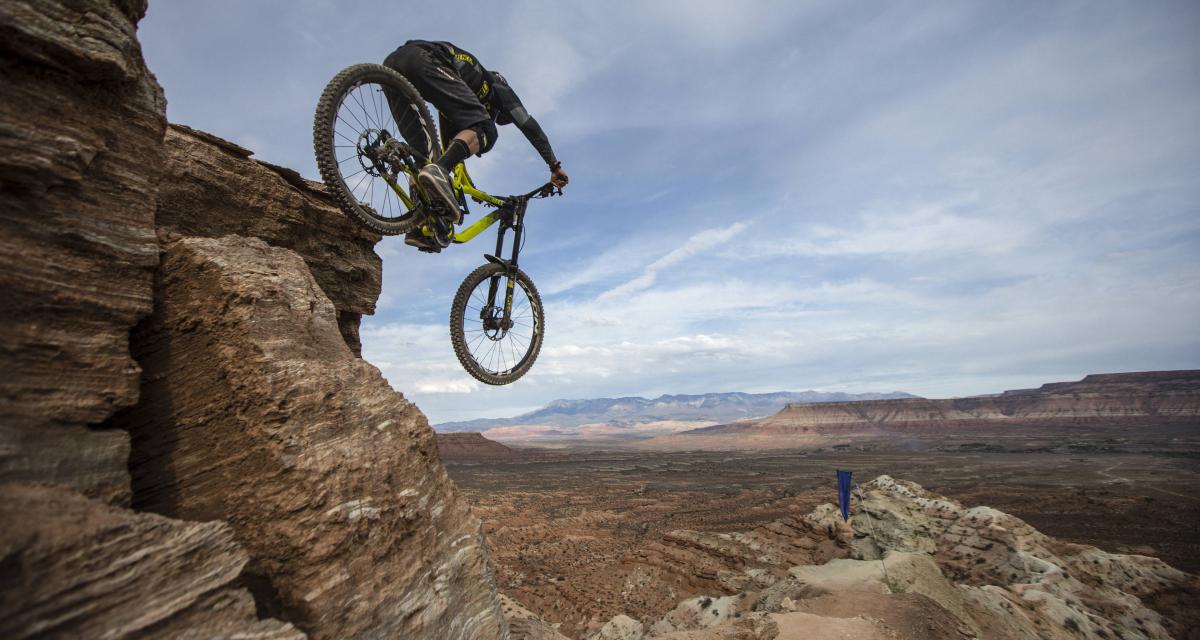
[383,40,568,249]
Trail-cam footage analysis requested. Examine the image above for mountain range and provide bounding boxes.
[435,390,915,441]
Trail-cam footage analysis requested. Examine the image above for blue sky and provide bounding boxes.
[140,1,1200,423]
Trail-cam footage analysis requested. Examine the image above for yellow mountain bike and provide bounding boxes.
[312,63,560,385]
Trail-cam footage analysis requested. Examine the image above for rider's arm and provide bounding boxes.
[493,80,558,168]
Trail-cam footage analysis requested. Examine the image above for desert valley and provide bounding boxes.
[438,371,1200,638]
[2,3,1197,639]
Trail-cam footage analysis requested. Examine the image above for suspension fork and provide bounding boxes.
[482,198,528,323]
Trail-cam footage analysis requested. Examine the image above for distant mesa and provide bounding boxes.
[436,432,520,462]
[642,370,1200,451]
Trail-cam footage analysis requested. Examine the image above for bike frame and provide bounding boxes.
[384,155,550,325]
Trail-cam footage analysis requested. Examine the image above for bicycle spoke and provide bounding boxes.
[509,332,529,355]
[375,87,395,137]
[349,86,379,130]
[380,90,398,135]
[350,172,371,200]
[337,101,371,136]
[336,110,366,135]
[507,339,520,370]
[369,87,383,135]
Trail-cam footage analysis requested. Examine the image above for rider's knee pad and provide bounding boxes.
[471,120,498,155]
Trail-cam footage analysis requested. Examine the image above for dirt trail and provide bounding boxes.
[1098,461,1198,502]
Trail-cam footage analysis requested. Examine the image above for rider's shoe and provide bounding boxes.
[417,164,462,224]
[405,228,437,252]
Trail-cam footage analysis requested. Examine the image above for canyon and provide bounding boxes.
[2,3,1197,640]
[450,452,1200,640]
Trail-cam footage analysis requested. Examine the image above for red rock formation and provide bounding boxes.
[438,432,521,461]
[117,235,506,639]
[155,124,381,355]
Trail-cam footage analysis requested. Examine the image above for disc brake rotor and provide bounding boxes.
[356,128,394,177]
[481,305,511,340]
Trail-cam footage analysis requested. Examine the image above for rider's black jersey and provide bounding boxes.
[404,40,558,167]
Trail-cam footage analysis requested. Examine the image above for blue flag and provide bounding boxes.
[837,469,853,521]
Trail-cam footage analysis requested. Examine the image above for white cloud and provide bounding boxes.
[141,2,1200,423]
[598,222,749,299]
[415,379,481,394]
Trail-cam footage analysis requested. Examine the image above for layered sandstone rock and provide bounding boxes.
[156,124,381,355]
[116,235,505,639]
[0,483,302,639]
[503,594,572,640]
[853,475,1200,640]
[0,0,165,501]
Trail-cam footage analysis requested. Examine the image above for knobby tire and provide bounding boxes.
[313,63,439,235]
[450,263,545,385]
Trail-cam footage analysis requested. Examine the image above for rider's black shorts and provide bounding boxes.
[383,44,497,156]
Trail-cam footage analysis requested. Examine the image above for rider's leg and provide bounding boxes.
[418,119,495,220]
[436,130,479,173]
[383,44,495,221]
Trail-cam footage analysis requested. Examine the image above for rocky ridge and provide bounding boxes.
[156,123,381,355]
[0,2,507,638]
[563,476,1199,640]
[655,371,1200,450]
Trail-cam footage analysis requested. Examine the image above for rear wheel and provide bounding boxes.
[450,263,544,385]
[313,63,439,235]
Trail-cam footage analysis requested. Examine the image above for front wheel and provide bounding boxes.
[450,263,545,385]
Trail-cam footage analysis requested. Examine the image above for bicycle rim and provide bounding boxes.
[451,264,544,385]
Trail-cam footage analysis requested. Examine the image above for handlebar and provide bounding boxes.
[522,182,563,200]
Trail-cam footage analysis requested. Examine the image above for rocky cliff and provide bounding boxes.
[155,124,381,355]
[0,2,507,638]
[0,0,165,504]
[574,477,1200,640]
[659,371,1200,450]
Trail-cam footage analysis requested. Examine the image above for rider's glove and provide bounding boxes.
[550,161,569,188]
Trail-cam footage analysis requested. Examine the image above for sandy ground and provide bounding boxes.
[446,442,1200,637]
